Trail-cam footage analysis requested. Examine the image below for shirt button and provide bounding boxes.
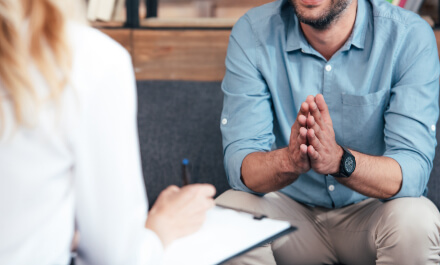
[431,125,436,132]
[325,65,332,72]
[222,118,228,125]
[328,185,335,191]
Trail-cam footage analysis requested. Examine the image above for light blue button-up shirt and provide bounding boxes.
[220,0,439,208]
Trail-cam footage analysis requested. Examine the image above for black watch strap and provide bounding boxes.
[336,147,356,178]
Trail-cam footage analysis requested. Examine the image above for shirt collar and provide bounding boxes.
[350,0,369,50]
[285,0,370,52]
[285,10,310,52]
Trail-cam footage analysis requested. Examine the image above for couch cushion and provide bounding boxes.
[137,81,229,207]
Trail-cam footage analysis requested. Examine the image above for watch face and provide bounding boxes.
[344,157,355,173]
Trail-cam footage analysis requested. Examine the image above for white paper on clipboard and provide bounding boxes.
[163,205,296,265]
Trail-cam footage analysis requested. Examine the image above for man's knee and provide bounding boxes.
[215,189,269,215]
[379,197,440,236]
[376,197,440,263]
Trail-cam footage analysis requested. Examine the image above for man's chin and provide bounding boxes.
[294,5,328,21]
[297,15,333,30]
[296,14,325,24]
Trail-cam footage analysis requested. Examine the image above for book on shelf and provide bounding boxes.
[398,0,408,8]
[87,0,125,22]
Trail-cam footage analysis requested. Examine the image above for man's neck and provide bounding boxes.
[300,0,358,61]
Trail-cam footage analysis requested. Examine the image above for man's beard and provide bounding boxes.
[291,0,352,30]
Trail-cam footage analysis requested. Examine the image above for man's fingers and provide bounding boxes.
[307,115,323,139]
[315,94,333,125]
[309,101,325,128]
[315,94,328,111]
[305,95,315,105]
[298,115,307,127]
[307,145,320,161]
[299,101,309,116]
[300,144,308,158]
[307,129,322,151]
[298,127,307,145]
[291,102,309,133]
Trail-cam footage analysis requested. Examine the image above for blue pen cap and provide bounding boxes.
[182,158,189,166]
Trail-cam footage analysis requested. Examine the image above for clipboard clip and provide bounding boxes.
[216,204,267,220]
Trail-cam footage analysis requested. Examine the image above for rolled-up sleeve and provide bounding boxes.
[383,20,440,199]
[220,16,275,195]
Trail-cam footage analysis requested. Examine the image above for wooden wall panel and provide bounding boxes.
[132,30,230,81]
[98,29,132,55]
[435,30,440,60]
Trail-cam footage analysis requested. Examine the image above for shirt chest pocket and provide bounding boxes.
[341,89,389,155]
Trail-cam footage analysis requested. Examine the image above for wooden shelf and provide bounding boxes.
[91,21,125,28]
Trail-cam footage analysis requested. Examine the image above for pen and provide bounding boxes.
[182,158,191,186]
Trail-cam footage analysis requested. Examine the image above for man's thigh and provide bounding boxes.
[216,190,338,265]
[328,196,440,265]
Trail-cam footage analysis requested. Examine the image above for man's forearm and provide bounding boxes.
[241,148,300,193]
[240,100,313,193]
[336,150,402,199]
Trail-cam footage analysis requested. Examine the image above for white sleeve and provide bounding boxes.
[71,36,164,264]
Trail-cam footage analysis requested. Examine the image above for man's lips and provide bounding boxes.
[300,0,324,6]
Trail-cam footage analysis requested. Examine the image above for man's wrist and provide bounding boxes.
[280,147,302,176]
[331,145,344,175]
[332,146,357,178]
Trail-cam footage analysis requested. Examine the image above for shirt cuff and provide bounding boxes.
[226,149,266,196]
[138,228,165,265]
[384,152,427,199]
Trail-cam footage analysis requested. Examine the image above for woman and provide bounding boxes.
[0,0,215,264]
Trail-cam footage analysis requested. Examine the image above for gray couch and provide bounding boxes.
[137,80,440,209]
[137,81,229,206]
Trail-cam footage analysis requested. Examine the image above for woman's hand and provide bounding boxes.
[145,184,216,248]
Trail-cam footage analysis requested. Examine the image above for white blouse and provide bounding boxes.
[0,23,163,264]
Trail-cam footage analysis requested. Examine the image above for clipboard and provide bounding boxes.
[163,205,297,265]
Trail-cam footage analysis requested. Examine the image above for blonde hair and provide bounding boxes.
[0,0,80,130]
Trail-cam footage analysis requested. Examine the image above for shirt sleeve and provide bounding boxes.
[71,39,164,264]
[383,20,440,199]
[221,16,274,196]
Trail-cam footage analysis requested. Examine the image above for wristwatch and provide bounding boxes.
[334,146,356,178]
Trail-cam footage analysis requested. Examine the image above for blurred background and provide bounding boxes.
[87,0,438,24]
[86,0,440,82]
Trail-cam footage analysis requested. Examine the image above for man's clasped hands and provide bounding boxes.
[288,94,344,176]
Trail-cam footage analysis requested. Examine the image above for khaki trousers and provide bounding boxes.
[216,190,440,265]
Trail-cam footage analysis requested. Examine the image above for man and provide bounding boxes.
[217,0,440,263]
